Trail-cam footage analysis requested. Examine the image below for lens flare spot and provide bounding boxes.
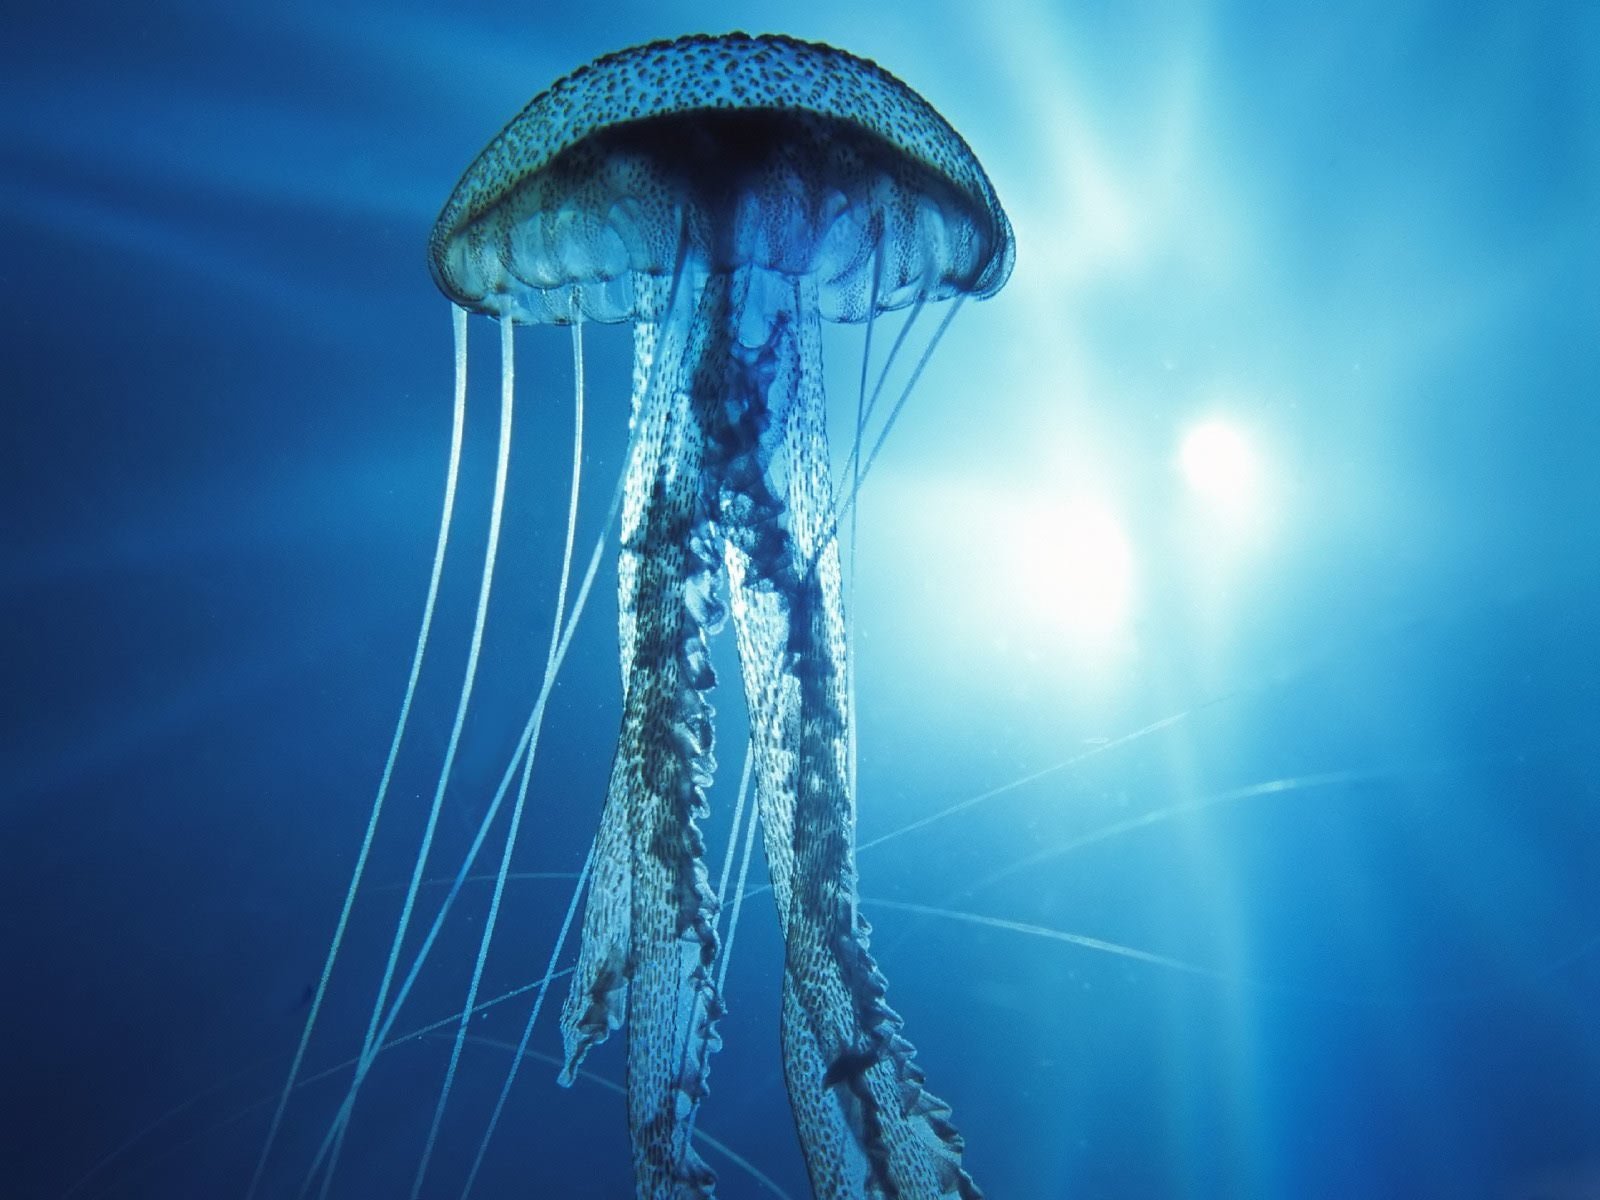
[1020,497,1136,640]
[1179,419,1259,508]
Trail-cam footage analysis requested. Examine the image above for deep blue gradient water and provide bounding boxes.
[4,3,1598,1199]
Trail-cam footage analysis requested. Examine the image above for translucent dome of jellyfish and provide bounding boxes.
[249,31,1012,1200]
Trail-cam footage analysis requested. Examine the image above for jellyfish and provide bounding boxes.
[259,30,1013,1200]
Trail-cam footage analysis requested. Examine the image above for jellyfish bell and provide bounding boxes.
[255,30,1013,1200]
[427,32,1013,327]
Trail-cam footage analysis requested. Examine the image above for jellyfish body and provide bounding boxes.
[430,33,1013,1200]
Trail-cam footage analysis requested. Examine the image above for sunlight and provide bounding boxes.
[869,472,1139,672]
[1015,495,1136,642]
[1179,419,1260,509]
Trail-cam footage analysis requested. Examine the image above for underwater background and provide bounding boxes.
[4,1,1598,1198]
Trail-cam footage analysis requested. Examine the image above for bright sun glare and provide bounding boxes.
[1017,497,1135,641]
[1179,419,1260,508]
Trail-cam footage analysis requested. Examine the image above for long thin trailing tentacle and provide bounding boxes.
[411,302,591,1198]
[246,304,471,1200]
[452,305,590,1200]
[308,314,519,1200]
[845,226,885,809]
[460,835,596,1200]
[822,295,965,568]
[715,753,763,999]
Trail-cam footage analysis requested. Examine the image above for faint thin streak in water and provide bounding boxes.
[856,707,1196,856]
[868,899,1240,981]
[958,767,1434,901]
[867,899,1600,1008]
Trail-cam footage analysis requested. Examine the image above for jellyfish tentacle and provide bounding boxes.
[561,273,736,1199]
[558,273,687,1079]
[723,278,980,1200]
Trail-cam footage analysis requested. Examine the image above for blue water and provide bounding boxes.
[4,3,1598,1199]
